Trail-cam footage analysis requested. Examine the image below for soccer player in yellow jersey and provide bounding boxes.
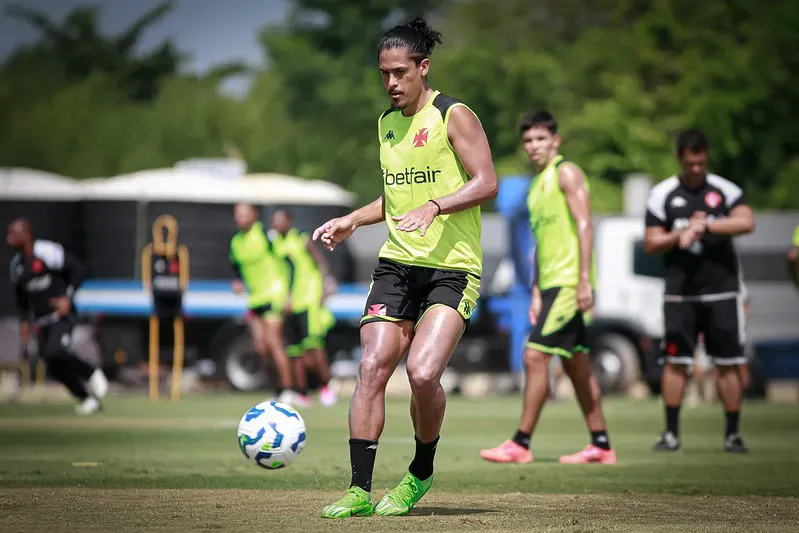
[315,17,498,518]
[480,111,616,465]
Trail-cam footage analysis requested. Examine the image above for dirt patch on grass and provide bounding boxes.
[1,488,796,532]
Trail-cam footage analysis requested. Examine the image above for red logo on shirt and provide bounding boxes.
[168,260,179,274]
[704,191,722,209]
[32,259,44,273]
[665,342,678,356]
[368,304,387,316]
[412,128,429,148]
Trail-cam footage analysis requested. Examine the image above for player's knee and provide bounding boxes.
[406,360,440,392]
[523,348,550,372]
[356,354,392,391]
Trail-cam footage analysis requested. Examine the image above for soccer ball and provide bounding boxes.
[237,401,307,469]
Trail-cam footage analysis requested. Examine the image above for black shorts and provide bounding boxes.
[527,287,590,358]
[662,296,746,366]
[153,294,183,319]
[284,310,310,350]
[36,318,75,360]
[247,304,273,319]
[361,258,480,327]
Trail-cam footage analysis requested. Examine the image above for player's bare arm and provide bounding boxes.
[705,205,755,236]
[644,226,686,254]
[305,238,338,296]
[559,163,594,311]
[313,195,385,251]
[393,106,498,235]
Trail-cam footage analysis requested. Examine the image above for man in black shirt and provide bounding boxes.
[7,219,109,415]
[644,130,755,453]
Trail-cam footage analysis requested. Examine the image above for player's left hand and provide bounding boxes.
[49,296,72,317]
[576,280,593,312]
[392,201,439,236]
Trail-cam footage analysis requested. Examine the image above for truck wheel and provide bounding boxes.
[591,333,641,393]
[222,330,275,392]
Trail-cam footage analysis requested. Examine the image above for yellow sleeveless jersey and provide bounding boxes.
[527,155,596,289]
[377,91,483,277]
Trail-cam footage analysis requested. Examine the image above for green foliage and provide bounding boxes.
[1,0,797,210]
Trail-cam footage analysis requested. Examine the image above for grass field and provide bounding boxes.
[1,393,797,532]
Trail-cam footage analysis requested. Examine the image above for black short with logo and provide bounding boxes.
[662,296,746,366]
[35,317,76,360]
[284,310,310,351]
[361,258,480,327]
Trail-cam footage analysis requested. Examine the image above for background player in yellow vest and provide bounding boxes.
[481,110,616,465]
[314,17,498,518]
[229,203,293,404]
[270,209,338,408]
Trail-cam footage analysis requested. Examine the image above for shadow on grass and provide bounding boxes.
[410,506,499,516]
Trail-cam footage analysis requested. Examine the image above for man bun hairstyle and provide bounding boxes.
[378,16,442,63]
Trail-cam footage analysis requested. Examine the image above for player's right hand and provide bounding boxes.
[679,226,702,249]
[528,292,542,326]
[232,279,245,294]
[313,216,356,252]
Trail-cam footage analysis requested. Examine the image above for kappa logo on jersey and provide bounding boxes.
[705,191,722,209]
[368,304,387,316]
[412,128,429,147]
[385,130,395,140]
[670,196,687,208]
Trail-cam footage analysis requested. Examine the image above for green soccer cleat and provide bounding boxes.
[373,472,433,516]
[321,486,373,519]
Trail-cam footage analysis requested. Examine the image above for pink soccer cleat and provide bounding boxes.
[479,440,533,463]
[293,393,313,408]
[559,445,617,464]
[319,385,338,407]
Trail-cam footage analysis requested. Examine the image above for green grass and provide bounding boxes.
[0,394,797,531]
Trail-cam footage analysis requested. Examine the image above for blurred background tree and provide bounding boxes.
[1,0,797,211]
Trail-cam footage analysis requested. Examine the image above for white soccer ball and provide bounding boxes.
[237,401,307,469]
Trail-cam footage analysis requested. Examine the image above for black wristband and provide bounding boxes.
[429,199,441,216]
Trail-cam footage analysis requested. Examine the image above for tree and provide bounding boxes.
[1,0,243,101]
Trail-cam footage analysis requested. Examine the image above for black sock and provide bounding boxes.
[408,435,439,481]
[666,405,681,437]
[591,430,611,450]
[349,438,378,492]
[725,411,740,437]
[293,387,307,396]
[512,429,532,450]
